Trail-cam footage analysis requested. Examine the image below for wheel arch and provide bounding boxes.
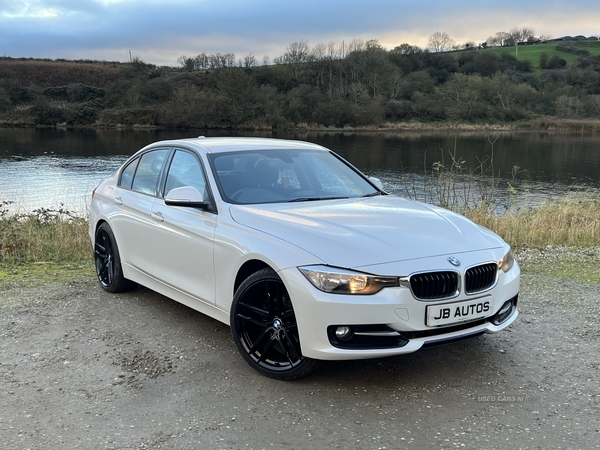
[234,259,272,295]
[93,218,109,235]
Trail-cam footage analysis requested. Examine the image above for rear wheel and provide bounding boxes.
[94,222,136,293]
[231,268,320,380]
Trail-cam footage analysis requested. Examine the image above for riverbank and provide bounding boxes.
[1,198,599,269]
[3,117,600,133]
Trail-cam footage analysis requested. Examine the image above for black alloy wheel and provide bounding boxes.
[231,268,320,380]
[94,222,136,293]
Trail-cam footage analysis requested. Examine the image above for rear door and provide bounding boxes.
[111,148,170,275]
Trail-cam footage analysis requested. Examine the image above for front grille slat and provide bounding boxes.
[465,263,497,294]
[408,262,498,300]
[409,271,458,300]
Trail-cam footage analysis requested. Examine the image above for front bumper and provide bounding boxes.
[279,261,520,361]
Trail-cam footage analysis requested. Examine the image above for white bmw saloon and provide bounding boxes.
[89,137,520,379]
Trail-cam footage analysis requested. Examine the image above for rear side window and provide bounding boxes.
[119,158,139,189]
[129,149,169,196]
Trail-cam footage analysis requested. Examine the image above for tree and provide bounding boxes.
[438,73,489,120]
[391,43,421,55]
[177,55,194,71]
[282,41,310,65]
[487,31,510,47]
[555,95,583,118]
[428,32,455,53]
[280,41,311,80]
[243,54,257,68]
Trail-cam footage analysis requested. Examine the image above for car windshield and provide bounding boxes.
[209,149,379,204]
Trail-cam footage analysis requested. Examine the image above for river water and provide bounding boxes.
[1,128,599,214]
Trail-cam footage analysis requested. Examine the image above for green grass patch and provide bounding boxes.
[456,41,600,70]
[0,261,95,286]
[516,246,600,284]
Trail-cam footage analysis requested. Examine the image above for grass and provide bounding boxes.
[515,246,600,284]
[0,203,91,266]
[1,191,599,287]
[455,40,600,70]
[465,198,600,247]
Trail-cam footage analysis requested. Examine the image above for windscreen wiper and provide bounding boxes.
[289,196,349,202]
[362,191,384,197]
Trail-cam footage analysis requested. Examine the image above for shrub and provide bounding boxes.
[30,100,66,125]
[0,204,90,264]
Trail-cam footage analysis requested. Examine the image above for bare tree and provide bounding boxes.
[487,31,511,47]
[327,41,343,59]
[177,55,194,71]
[243,54,257,68]
[262,55,270,66]
[428,32,455,53]
[311,43,327,61]
[508,27,535,44]
[521,27,536,42]
[194,53,209,70]
[282,41,310,64]
[346,38,365,53]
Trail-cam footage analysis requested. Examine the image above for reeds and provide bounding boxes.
[466,198,600,247]
[0,202,90,264]
[1,191,599,267]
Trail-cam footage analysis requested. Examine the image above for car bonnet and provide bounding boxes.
[228,196,503,269]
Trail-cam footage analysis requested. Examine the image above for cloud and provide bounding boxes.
[1,0,599,65]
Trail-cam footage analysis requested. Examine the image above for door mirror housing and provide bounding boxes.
[165,186,211,210]
[368,176,384,190]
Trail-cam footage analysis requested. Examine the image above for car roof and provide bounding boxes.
[144,137,328,154]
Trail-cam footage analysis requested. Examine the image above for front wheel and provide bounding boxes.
[231,268,320,380]
[94,222,136,293]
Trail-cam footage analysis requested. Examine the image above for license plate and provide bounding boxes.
[426,297,493,327]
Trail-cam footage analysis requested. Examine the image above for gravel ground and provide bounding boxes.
[1,247,599,450]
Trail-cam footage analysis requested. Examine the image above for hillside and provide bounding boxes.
[1,40,600,130]
[474,40,600,70]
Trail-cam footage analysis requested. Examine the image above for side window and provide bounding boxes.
[165,150,207,199]
[131,149,169,196]
[119,157,139,189]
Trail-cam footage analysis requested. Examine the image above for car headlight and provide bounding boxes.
[498,249,515,273]
[298,265,398,295]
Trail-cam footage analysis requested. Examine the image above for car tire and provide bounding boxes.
[94,222,137,293]
[231,268,320,380]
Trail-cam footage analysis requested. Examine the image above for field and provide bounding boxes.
[454,40,600,70]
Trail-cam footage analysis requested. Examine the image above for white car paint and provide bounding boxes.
[89,137,520,377]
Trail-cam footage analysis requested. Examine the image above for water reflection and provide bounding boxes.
[0,128,599,214]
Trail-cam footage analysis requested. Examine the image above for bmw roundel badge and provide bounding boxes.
[448,256,461,267]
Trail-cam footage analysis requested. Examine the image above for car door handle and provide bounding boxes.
[113,196,123,205]
[151,211,164,222]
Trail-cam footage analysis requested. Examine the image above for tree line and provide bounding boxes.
[1,34,599,129]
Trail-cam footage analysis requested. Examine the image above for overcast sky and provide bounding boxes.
[1,0,599,66]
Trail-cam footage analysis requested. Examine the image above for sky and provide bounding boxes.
[1,0,599,66]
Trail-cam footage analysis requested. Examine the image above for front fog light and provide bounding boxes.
[492,298,516,325]
[335,326,353,341]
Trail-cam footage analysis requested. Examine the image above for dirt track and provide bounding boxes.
[1,254,599,449]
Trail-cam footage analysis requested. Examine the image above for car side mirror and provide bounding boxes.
[165,186,210,210]
[368,177,384,190]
